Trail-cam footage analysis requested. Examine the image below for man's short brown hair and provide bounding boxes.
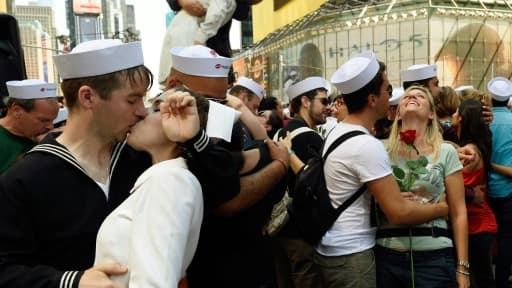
[61,65,153,110]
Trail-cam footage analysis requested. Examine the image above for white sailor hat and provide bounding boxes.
[235,76,265,100]
[487,77,512,101]
[53,39,143,80]
[401,64,437,82]
[6,79,57,99]
[389,87,404,106]
[323,78,332,96]
[53,107,68,124]
[454,85,474,94]
[331,51,379,94]
[171,45,231,78]
[286,76,329,101]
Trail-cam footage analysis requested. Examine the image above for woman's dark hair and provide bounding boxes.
[259,96,279,111]
[290,88,326,117]
[266,109,283,138]
[458,99,493,177]
[343,61,386,113]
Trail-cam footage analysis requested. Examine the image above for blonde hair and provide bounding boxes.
[437,86,460,118]
[459,89,492,108]
[387,86,443,162]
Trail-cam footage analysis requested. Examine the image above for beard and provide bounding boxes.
[308,106,326,126]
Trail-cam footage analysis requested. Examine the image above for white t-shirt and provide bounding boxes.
[316,123,392,257]
[95,157,203,287]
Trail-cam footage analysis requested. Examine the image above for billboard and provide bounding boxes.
[78,16,99,43]
[73,0,102,15]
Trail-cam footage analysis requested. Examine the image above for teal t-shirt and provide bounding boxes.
[0,125,35,174]
[377,143,462,251]
[489,107,512,198]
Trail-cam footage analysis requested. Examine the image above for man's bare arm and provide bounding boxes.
[214,140,289,217]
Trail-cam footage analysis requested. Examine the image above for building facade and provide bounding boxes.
[252,0,326,42]
[101,0,127,40]
[14,5,58,83]
[0,0,6,13]
[18,21,45,80]
[239,0,512,101]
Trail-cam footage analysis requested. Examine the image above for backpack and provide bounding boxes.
[263,126,314,237]
[289,130,367,245]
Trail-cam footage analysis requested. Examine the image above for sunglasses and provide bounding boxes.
[314,97,331,106]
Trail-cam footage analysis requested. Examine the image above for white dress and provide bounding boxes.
[95,157,203,287]
[158,0,237,84]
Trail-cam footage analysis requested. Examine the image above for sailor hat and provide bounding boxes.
[331,51,379,94]
[53,107,68,124]
[171,45,231,78]
[286,76,329,101]
[6,79,57,99]
[235,76,265,100]
[401,64,437,82]
[54,39,144,80]
[389,87,404,106]
[487,77,512,101]
[454,85,474,94]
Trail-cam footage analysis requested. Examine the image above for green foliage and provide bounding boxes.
[392,156,429,191]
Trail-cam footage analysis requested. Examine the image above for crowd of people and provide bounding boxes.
[1,1,512,287]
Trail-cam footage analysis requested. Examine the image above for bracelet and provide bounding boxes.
[274,159,288,173]
[456,270,470,277]
[457,260,470,269]
[288,149,295,155]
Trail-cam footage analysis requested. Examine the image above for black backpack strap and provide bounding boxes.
[322,130,367,219]
[322,130,366,161]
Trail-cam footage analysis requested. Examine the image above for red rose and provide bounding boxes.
[399,130,419,155]
[399,130,417,145]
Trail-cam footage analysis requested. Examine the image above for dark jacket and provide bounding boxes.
[0,130,240,288]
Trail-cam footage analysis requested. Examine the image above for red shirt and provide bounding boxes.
[463,167,498,235]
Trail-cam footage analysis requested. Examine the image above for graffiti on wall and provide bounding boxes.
[328,34,424,58]
[234,18,512,98]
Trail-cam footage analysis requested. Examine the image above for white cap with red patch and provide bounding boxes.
[171,45,232,78]
[6,79,57,99]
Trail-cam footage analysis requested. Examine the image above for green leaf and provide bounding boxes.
[406,160,418,169]
[417,156,429,167]
[403,176,413,191]
[392,167,405,179]
[415,167,429,174]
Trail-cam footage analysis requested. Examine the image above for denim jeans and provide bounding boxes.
[375,245,456,288]
[488,195,512,288]
[314,248,376,288]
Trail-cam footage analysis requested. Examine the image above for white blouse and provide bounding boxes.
[95,157,203,287]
